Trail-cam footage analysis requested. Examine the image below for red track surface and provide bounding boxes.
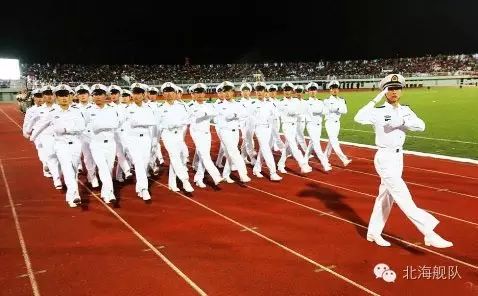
[1,103,477,296]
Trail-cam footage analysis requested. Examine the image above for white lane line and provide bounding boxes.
[150,179,380,296]
[244,184,478,271]
[0,108,23,129]
[78,181,208,296]
[286,171,478,227]
[0,156,36,161]
[341,128,478,145]
[1,160,41,296]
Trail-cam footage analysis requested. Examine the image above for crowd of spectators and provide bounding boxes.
[21,54,478,86]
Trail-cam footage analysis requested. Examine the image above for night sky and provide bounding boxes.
[1,0,477,64]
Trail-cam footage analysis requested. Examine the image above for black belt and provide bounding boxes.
[232,129,236,132]
[174,131,178,134]
[139,134,144,137]
[395,148,400,153]
[68,141,73,145]
[104,140,108,143]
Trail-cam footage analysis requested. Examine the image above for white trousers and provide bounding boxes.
[39,134,61,184]
[191,129,222,183]
[304,122,330,169]
[90,139,116,199]
[368,149,439,236]
[125,134,151,194]
[115,132,131,180]
[278,122,306,169]
[324,120,348,164]
[162,129,190,188]
[180,126,189,162]
[215,125,226,167]
[218,128,248,180]
[240,121,256,162]
[269,118,284,151]
[253,125,277,174]
[55,139,81,202]
[81,139,97,183]
[296,120,307,152]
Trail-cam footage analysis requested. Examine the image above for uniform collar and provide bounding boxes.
[383,101,401,109]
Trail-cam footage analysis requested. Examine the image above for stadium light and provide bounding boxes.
[0,58,21,80]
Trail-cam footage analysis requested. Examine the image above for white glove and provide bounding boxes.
[372,87,389,104]
[384,115,404,133]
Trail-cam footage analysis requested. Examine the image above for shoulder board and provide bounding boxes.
[188,102,194,107]
[375,106,386,108]
[86,106,92,109]
[218,101,223,104]
[125,105,130,108]
[251,101,256,104]
[402,104,410,107]
[49,109,55,112]
[71,105,78,109]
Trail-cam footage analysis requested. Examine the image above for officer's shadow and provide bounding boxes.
[298,183,424,254]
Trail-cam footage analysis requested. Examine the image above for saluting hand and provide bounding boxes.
[372,87,389,104]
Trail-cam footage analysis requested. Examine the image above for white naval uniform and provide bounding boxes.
[296,99,308,152]
[77,102,98,185]
[323,95,350,165]
[268,97,285,152]
[147,101,164,171]
[31,105,86,202]
[238,97,257,163]
[84,104,119,201]
[277,97,307,171]
[304,97,331,170]
[23,105,48,170]
[28,104,62,186]
[178,100,190,164]
[159,101,191,190]
[249,99,279,176]
[354,101,439,237]
[123,103,156,195]
[213,99,226,168]
[114,103,132,181]
[214,100,249,181]
[188,100,222,184]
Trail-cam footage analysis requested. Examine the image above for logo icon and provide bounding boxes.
[374,263,396,283]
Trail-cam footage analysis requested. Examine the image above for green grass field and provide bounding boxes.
[301,87,478,160]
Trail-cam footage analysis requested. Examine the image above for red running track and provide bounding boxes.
[1,103,477,296]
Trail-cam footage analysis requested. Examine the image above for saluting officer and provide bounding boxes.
[354,74,452,248]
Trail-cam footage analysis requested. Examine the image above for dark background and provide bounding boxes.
[1,0,477,64]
